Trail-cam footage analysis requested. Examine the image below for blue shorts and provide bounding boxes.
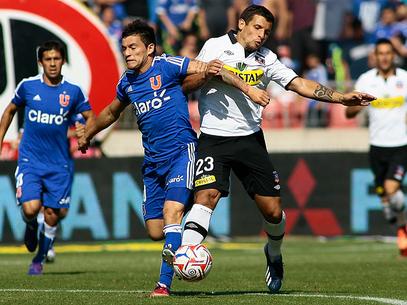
[142,143,196,221]
[15,163,73,209]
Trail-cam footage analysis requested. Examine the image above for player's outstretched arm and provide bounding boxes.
[78,98,126,152]
[0,102,19,154]
[183,59,270,106]
[287,77,376,106]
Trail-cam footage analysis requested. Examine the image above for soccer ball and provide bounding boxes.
[173,244,213,282]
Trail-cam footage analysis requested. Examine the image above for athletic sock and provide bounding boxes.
[159,224,182,288]
[32,223,57,264]
[264,211,286,262]
[182,204,213,245]
[389,190,407,227]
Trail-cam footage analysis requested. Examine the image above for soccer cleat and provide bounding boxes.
[264,244,284,293]
[24,221,39,252]
[46,247,56,263]
[149,282,170,297]
[382,205,397,224]
[27,262,43,275]
[397,226,407,257]
[162,246,175,266]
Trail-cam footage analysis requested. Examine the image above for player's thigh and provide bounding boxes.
[42,169,73,209]
[165,145,196,216]
[15,164,43,206]
[233,131,281,198]
[142,163,166,223]
[385,145,407,186]
[194,133,232,197]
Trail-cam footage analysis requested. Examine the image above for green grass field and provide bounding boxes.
[0,237,406,305]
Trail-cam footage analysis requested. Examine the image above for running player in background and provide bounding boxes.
[346,38,407,256]
[0,40,95,275]
[177,4,375,294]
[78,19,270,297]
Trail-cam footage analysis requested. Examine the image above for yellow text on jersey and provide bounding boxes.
[371,96,404,108]
[223,65,264,86]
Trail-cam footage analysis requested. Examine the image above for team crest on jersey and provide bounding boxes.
[254,52,266,65]
[396,80,404,89]
[150,75,162,90]
[59,92,70,107]
[236,62,247,72]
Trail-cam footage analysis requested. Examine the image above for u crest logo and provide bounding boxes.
[59,93,70,107]
[149,75,162,90]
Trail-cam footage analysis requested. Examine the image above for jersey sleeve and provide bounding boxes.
[264,58,298,88]
[196,39,220,63]
[73,87,92,114]
[162,55,191,79]
[116,75,131,105]
[11,80,27,106]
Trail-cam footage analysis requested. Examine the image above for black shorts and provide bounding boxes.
[194,131,280,198]
[369,144,407,196]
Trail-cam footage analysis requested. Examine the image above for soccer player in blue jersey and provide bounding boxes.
[78,19,269,296]
[0,40,95,275]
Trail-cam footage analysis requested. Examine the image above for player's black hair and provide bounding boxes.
[37,40,66,61]
[375,38,395,52]
[239,5,275,25]
[121,19,156,50]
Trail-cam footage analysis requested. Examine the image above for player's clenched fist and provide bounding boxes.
[205,59,224,78]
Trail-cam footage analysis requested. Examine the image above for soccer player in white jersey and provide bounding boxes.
[346,38,407,256]
[175,5,375,293]
[78,20,270,297]
[0,40,95,275]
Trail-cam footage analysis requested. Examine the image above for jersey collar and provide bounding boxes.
[227,30,252,58]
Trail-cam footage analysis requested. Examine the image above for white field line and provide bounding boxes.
[0,289,406,304]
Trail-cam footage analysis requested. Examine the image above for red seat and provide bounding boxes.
[328,103,358,127]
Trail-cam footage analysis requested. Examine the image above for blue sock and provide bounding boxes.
[32,223,57,264]
[159,224,182,288]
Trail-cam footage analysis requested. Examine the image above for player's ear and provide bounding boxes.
[147,43,155,56]
[238,18,246,31]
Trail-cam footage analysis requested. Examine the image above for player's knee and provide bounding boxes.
[194,189,221,210]
[44,208,59,226]
[163,206,184,224]
[58,208,69,220]
[22,202,41,219]
[261,199,282,222]
[148,230,164,241]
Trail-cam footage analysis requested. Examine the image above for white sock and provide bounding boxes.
[182,204,213,245]
[37,210,44,226]
[264,211,286,262]
[389,190,406,227]
[44,222,57,239]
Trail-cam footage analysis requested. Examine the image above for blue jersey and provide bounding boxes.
[116,55,197,162]
[12,74,91,169]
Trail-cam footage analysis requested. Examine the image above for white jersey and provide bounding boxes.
[196,31,298,136]
[355,68,407,147]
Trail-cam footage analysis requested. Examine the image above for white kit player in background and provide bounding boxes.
[346,38,407,256]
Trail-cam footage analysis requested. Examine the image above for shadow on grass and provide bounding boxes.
[44,271,89,276]
[172,289,300,297]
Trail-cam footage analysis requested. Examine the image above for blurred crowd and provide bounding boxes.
[81,0,407,129]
